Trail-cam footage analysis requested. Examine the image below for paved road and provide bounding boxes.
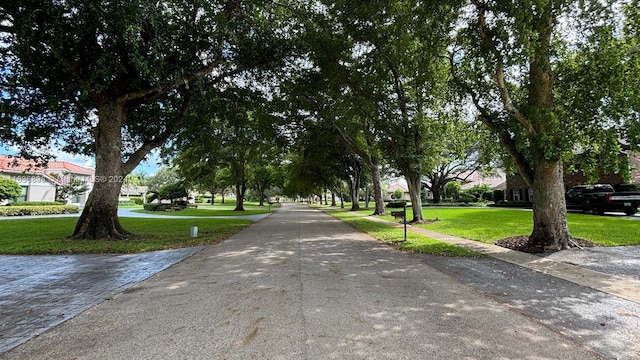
[2,203,639,359]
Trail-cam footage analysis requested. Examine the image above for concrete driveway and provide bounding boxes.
[1,203,639,359]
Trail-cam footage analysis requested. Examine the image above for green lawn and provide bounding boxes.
[132,202,278,217]
[328,211,481,257]
[0,217,252,254]
[5,205,636,256]
[334,206,640,247]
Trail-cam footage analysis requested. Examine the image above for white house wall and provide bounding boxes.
[0,173,57,202]
[26,183,56,202]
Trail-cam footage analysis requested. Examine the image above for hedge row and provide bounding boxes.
[386,200,408,208]
[143,203,186,211]
[489,201,533,208]
[120,196,144,205]
[8,201,66,206]
[0,205,80,216]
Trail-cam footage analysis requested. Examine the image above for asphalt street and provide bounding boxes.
[1,203,639,359]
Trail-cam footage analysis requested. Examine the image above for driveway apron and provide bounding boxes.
[0,204,621,359]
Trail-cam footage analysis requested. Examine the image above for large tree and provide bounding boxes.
[349,1,457,222]
[1,1,296,239]
[170,88,287,211]
[451,0,636,249]
[290,0,458,221]
[283,122,357,204]
[422,118,498,204]
[287,71,389,215]
[298,19,390,215]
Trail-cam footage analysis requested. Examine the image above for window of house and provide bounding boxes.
[528,189,534,202]
[17,186,27,202]
[512,189,520,201]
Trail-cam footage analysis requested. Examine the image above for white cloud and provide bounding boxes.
[54,152,95,169]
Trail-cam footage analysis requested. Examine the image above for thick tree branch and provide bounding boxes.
[383,54,410,126]
[495,62,535,135]
[474,2,536,137]
[449,51,534,185]
[122,92,193,175]
[119,59,225,105]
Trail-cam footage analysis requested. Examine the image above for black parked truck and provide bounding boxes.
[565,184,640,215]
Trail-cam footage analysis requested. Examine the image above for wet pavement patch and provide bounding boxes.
[0,247,203,353]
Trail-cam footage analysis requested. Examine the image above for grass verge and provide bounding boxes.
[132,202,278,217]
[0,217,252,255]
[327,210,481,257]
[410,208,640,246]
[333,206,640,247]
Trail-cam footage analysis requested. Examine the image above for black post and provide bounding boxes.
[403,202,407,242]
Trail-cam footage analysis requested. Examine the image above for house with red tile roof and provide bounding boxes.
[43,160,94,205]
[0,155,94,205]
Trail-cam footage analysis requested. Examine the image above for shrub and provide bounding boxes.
[0,205,79,216]
[0,177,22,201]
[458,192,475,203]
[8,201,65,206]
[143,204,160,211]
[143,203,185,211]
[423,201,478,207]
[128,196,144,205]
[445,181,462,200]
[386,200,407,208]
[392,189,404,200]
[489,201,532,208]
[195,196,209,204]
[465,184,493,202]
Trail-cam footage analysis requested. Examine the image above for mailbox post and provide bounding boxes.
[403,202,407,242]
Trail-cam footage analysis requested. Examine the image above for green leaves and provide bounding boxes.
[0,177,22,201]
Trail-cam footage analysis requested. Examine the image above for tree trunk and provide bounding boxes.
[209,187,216,205]
[70,104,130,240]
[405,174,424,222]
[364,186,369,208]
[431,184,442,204]
[71,178,129,239]
[370,158,386,215]
[233,160,246,211]
[529,160,572,250]
[331,192,336,207]
[234,181,246,211]
[349,169,361,211]
[525,7,571,250]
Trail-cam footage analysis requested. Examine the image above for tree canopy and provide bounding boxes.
[1,0,302,238]
[1,0,638,247]
[450,0,638,249]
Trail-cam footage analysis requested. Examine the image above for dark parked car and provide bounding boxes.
[565,184,640,215]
